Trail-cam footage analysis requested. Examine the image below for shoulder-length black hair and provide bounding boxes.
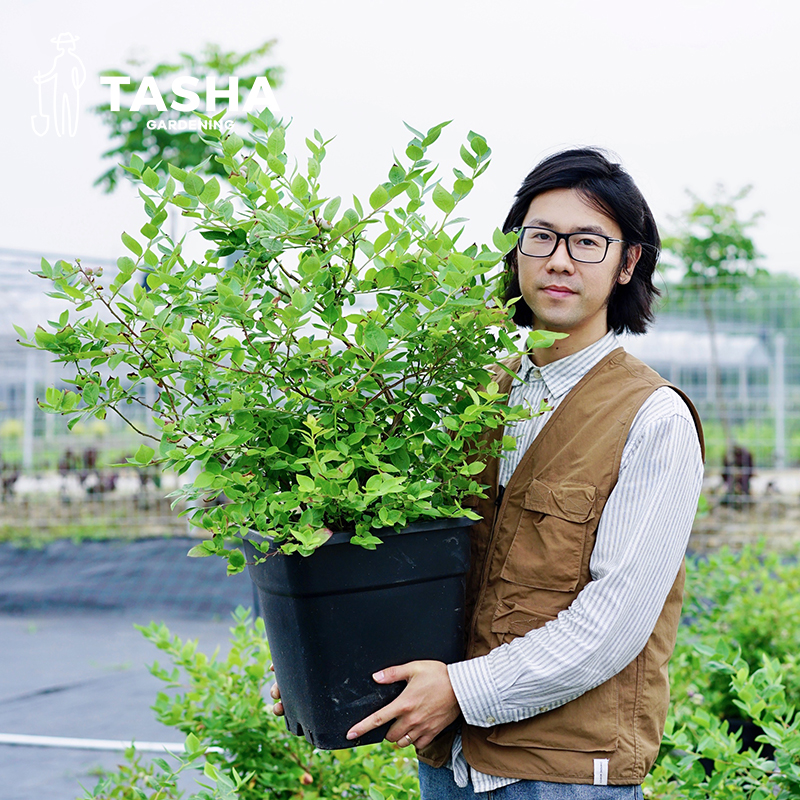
[502,147,661,335]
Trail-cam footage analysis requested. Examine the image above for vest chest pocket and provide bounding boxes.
[500,479,596,592]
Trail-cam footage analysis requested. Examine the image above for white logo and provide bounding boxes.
[100,75,281,116]
[33,32,86,137]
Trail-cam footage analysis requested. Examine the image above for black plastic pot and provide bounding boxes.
[243,517,472,750]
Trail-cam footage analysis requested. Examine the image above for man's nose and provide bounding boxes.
[547,238,575,272]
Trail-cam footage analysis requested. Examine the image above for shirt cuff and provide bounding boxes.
[448,650,545,727]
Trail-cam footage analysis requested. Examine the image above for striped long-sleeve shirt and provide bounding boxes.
[444,331,704,791]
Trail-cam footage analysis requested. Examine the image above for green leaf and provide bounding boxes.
[267,128,285,156]
[422,120,451,147]
[459,144,477,169]
[194,471,216,489]
[527,329,570,349]
[369,185,389,210]
[323,196,341,221]
[184,173,205,197]
[406,143,424,161]
[388,164,405,184]
[272,426,289,448]
[468,131,489,156]
[200,177,220,204]
[432,183,455,214]
[227,549,246,570]
[187,544,212,558]
[222,132,243,155]
[121,232,143,257]
[142,167,159,190]
[134,444,155,464]
[296,474,315,492]
[129,154,145,174]
[362,321,388,353]
[493,227,517,253]
[291,174,309,198]
[167,163,187,182]
[140,222,159,240]
[143,249,158,267]
[117,256,136,273]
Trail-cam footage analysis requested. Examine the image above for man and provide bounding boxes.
[274,149,705,799]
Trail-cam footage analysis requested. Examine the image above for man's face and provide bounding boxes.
[515,187,640,349]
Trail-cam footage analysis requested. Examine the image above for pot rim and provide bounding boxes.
[244,515,474,553]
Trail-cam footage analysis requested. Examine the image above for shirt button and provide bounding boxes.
[486,716,496,725]
[531,368,541,380]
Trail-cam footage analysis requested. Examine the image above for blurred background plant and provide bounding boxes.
[644,543,800,798]
[93,41,283,193]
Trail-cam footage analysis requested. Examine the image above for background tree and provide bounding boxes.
[93,41,283,192]
[661,185,765,470]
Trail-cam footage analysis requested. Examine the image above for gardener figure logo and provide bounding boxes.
[32,33,86,137]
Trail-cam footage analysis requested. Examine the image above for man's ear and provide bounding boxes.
[617,244,641,285]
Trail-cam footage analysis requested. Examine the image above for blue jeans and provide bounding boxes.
[418,762,643,800]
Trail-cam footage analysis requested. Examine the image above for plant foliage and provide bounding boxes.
[23,113,554,567]
[645,544,800,798]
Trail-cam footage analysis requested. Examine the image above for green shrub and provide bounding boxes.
[645,544,800,798]
[675,545,800,719]
[81,607,418,800]
[646,648,800,799]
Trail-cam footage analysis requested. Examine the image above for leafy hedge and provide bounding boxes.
[83,544,800,799]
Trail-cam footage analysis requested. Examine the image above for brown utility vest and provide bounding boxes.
[418,347,704,785]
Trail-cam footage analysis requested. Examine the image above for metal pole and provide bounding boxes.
[774,333,786,469]
[22,351,35,471]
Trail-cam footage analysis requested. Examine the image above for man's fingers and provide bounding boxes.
[373,663,413,684]
[269,670,283,716]
[346,697,404,741]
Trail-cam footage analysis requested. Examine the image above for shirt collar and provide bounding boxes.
[520,330,620,399]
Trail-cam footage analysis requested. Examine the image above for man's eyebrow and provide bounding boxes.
[525,218,610,235]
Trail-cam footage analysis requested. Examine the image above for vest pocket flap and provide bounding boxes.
[490,600,556,638]
[523,479,596,523]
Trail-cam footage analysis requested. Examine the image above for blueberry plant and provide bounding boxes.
[23,112,559,569]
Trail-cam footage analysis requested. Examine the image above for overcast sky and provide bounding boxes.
[3,0,799,293]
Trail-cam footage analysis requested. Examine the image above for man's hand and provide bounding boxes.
[345,660,460,749]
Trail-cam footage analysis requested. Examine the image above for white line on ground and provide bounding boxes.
[0,733,222,753]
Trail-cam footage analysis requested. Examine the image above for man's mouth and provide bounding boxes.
[541,285,576,297]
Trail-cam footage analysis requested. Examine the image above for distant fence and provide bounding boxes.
[2,248,800,476]
[624,274,800,470]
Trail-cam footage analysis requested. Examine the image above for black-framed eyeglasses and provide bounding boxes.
[513,226,625,264]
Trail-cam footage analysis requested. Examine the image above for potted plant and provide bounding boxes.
[23,111,556,748]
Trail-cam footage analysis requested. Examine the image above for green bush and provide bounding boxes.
[646,648,800,799]
[645,544,800,798]
[84,546,800,799]
[675,545,800,719]
[81,607,418,800]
